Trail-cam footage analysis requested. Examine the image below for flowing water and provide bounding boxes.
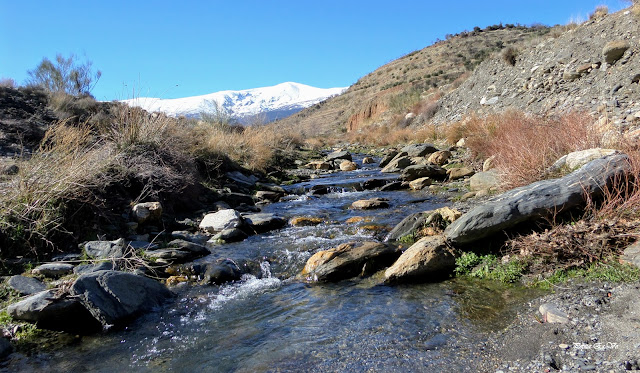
[5,156,543,372]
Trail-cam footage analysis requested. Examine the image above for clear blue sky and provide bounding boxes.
[0,0,630,100]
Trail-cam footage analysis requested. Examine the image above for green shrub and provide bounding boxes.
[26,53,101,96]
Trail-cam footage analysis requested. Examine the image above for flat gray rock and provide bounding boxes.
[7,275,46,295]
[74,262,115,275]
[401,143,438,157]
[32,263,74,278]
[84,239,125,259]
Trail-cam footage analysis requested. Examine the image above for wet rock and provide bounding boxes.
[8,289,101,333]
[381,155,413,173]
[71,270,173,328]
[210,228,248,243]
[203,259,243,284]
[309,185,329,195]
[255,182,286,194]
[339,160,358,171]
[387,207,461,241]
[603,40,630,64]
[132,202,162,224]
[219,192,255,208]
[539,303,570,324]
[401,164,446,181]
[32,263,74,278]
[379,181,405,191]
[469,170,500,191]
[446,154,630,245]
[145,248,195,263]
[361,178,388,190]
[255,190,283,203]
[362,156,375,164]
[409,177,432,190]
[401,143,438,157]
[290,216,324,226]
[326,150,352,162]
[427,150,451,166]
[384,236,456,283]
[351,198,389,209]
[0,337,12,359]
[378,150,400,168]
[167,239,210,255]
[199,209,244,233]
[447,166,475,180]
[306,161,332,170]
[301,241,400,282]
[84,238,126,259]
[7,275,46,295]
[171,231,209,244]
[243,213,286,233]
[74,262,115,275]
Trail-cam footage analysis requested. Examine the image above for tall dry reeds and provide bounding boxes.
[447,111,603,188]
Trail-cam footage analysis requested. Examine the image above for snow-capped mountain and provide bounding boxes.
[122,82,347,124]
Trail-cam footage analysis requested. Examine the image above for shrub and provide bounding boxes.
[589,5,608,20]
[0,78,15,88]
[26,54,101,96]
[448,111,602,189]
[501,47,518,66]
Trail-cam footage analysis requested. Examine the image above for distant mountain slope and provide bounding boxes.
[275,24,550,137]
[122,82,346,123]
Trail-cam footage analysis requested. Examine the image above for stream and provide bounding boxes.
[5,156,543,372]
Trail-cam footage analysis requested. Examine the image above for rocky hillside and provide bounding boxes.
[276,24,551,137]
[432,8,640,133]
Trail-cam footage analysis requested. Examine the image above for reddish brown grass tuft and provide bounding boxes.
[448,111,602,188]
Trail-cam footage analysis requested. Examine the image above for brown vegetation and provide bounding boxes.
[446,110,602,188]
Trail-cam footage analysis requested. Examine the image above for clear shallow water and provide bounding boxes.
[3,157,542,372]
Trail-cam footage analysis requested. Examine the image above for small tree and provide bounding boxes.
[27,53,101,96]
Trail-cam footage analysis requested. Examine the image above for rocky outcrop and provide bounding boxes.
[301,241,400,282]
[384,236,456,283]
[445,154,630,245]
[71,270,173,328]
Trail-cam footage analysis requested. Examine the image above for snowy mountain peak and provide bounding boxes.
[122,82,347,124]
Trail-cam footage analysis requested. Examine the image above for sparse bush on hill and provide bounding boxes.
[589,5,608,20]
[501,47,518,66]
[26,54,101,96]
[0,78,15,88]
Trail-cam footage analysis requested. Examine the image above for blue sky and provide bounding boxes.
[0,0,630,100]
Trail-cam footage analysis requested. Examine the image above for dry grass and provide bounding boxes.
[589,5,608,19]
[0,121,116,254]
[347,123,442,146]
[447,111,603,188]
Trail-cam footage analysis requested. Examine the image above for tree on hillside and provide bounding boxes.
[26,53,101,96]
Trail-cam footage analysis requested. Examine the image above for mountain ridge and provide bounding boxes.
[122,82,347,123]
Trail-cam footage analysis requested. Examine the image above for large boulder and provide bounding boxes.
[71,270,173,328]
[301,241,400,282]
[378,150,401,168]
[199,209,244,233]
[401,143,438,157]
[8,289,101,333]
[401,164,446,181]
[7,275,46,296]
[384,236,456,283]
[381,155,413,173]
[361,178,389,190]
[445,154,630,245]
[387,207,461,241]
[326,150,352,162]
[427,150,451,166]
[132,202,162,224]
[603,40,630,64]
